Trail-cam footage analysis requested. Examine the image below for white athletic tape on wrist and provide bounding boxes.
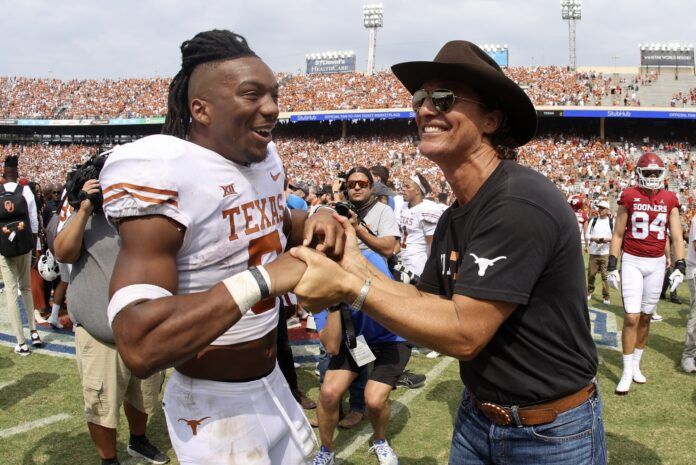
[223,266,272,316]
[107,284,173,328]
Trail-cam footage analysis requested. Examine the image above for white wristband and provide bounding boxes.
[108,284,173,328]
[223,266,272,316]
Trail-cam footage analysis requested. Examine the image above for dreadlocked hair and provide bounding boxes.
[162,30,258,139]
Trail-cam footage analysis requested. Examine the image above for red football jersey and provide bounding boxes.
[619,187,680,258]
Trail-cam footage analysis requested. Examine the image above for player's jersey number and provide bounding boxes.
[631,212,667,240]
[247,230,283,314]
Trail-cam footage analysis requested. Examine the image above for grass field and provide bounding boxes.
[1,281,696,464]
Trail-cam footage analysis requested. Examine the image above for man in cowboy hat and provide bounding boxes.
[288,41,606,464]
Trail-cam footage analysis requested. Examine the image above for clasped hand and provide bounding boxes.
[291,213,367,311]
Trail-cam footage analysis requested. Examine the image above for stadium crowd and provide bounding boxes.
[3,68,693,119]
[0,143,95,186]
[671,88,696,107]
[0,135,693,211]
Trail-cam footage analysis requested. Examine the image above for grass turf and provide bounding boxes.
[1,284,695,464]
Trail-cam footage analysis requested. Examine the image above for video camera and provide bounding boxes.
[65,153,109,213]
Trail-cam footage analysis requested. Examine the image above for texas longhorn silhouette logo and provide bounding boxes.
[469,253,507,276]
[178,416,211,436]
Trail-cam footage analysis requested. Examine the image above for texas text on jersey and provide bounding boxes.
[618,186,679,258]
[100,134,287,345]
[398,199,441,275]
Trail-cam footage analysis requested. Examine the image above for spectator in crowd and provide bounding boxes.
[54,176,169,465]
[586,200,614,305]
[290,40,605,465]
[0,155,41,355]
[286,178,309,211]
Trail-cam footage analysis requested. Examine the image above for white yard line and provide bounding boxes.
[0,413,71,439]
[336,356,456,462]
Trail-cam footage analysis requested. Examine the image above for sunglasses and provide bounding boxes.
[347,180,370,189]
[412,89,484,113]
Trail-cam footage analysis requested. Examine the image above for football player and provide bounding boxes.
[398,173,441,277]
[100,30,344,465]
[569,194,589,248]
[398,173,442,358]
[608,152,685,395]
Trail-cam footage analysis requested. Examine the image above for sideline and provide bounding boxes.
[336,356,456,462]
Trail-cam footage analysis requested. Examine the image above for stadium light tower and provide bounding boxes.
[363,3,384,75]
[560,0,582,70]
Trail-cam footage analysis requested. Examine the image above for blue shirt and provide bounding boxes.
[286,193,308,211]
[314,250,405,345]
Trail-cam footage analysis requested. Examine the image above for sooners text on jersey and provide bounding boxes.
[619,186,679,258]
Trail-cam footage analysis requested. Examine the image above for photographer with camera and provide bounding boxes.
[54,157,168,465]
[344,167,400,260]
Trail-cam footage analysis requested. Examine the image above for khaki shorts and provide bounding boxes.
[75,326,164,429]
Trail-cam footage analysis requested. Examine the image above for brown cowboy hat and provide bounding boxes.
[391,40,537,147]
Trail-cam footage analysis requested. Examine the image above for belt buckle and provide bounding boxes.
[479,401,513,425]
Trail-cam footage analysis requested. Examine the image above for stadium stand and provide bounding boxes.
[3,68,696,119]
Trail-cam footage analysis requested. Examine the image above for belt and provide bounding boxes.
[472,383,596,427]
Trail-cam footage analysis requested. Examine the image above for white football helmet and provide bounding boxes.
[636,152,665,190]
[38,250,60,281]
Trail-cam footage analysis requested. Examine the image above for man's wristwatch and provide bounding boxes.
[351,279,371,312]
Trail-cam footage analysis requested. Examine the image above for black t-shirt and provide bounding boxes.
[418,160,598,406]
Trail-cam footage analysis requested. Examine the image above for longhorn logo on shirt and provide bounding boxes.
[178,416,211,436]
[220,183,237,197]
[469,253,507,276]
[4,201,14,213]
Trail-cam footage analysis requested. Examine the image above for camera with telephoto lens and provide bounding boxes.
[65,153,109,213]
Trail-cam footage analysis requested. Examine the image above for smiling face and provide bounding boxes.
[415,79,500,165]
[188,56,279,164]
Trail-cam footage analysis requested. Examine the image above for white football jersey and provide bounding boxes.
[100,135,287,345]
[398,199,441,275]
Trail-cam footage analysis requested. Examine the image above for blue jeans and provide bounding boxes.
[318,344,367,413]
[449,384,606,465]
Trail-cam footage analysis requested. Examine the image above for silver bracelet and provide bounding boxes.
[351,278,371,312]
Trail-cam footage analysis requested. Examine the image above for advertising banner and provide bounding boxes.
[306,56,356,74]
[640,49,694,67]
